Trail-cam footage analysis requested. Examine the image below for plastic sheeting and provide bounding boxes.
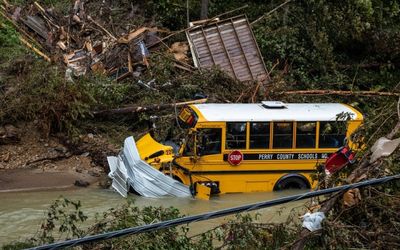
[302,212,326,232]
[108,136,192,198]
[370,137,400,163]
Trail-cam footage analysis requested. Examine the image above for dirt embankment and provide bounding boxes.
[0,123,118,192]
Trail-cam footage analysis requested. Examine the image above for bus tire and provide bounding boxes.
[273,174,310,191]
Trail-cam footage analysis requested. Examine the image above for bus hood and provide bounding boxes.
[136,133,175,164]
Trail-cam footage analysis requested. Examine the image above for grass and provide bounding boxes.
[0,18,26,68]
[7,0,71,15]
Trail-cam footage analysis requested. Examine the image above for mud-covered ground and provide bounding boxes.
[0,123,113,192]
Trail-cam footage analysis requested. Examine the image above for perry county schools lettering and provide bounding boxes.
[223,153,330,161]
[256,153,329,160]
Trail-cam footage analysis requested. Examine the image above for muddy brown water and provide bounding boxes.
[0,187,307,245]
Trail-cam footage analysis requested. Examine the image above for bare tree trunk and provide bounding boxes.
[200,0,209,19]
[93,98,207,116]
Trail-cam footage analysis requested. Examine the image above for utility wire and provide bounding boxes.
[31,174,400,250]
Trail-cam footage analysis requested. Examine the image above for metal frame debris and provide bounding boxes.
[186,15,268,82]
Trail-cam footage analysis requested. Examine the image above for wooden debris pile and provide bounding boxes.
[1,0,273,89]
[0,0,160,81]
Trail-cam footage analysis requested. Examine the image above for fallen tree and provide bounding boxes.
[92,98,207,116]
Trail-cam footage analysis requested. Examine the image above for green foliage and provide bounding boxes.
[36,198,88,244]
[8,0,71,14]
[143,53,246,102]
[209,0,400,87]
[0,21,20,49]
[0,20,25,67]
[1,242,36,250]
[144,0,188,29]
[0,61,96,138]
[144,0,203,30]
[85,199,189,249]
[81,74,142,110]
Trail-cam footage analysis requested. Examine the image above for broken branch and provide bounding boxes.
[87,15,117,41]
[251,0,291,25]
[117,27,149,44]
[147,27,192,49]
[34,1,59,29]
[19,37,51,62]
[173,63,193,72]
[211,5,248,19]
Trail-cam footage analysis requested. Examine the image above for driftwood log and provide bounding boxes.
[93,98,207,116]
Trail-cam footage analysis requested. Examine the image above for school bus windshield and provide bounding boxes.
[182,128,222,156]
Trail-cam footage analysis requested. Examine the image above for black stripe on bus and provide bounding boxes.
[223,153,331,161]
[190,170,316,175]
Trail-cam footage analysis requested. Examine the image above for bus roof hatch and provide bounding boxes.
[261,101,287,109]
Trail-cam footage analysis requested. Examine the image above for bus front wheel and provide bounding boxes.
[273,175,310,191]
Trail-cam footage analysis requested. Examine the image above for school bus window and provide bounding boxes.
[250,122,270,149]
[273,122,293,149]
[296,122,316,148]
[226,122,247,149]
[319,121,347,148]
[197,128,222,155]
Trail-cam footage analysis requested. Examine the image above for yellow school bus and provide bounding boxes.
[136,101,363,195]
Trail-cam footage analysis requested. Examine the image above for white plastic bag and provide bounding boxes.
[370,137,400,163]
[302,212,326,232]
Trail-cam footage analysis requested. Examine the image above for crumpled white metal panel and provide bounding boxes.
[108,136,192,198]
[107,156,128,198]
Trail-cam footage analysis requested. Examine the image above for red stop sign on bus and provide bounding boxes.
[228,150,243,166]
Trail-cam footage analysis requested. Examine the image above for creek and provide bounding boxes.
[0,187,307,245]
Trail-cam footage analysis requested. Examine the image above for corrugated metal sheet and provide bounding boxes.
[187,15,268,82]
[107,136,191,198]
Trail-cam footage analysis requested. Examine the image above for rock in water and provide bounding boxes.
[74,179,90,187]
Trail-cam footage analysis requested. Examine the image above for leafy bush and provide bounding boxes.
[0,61,96,138]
